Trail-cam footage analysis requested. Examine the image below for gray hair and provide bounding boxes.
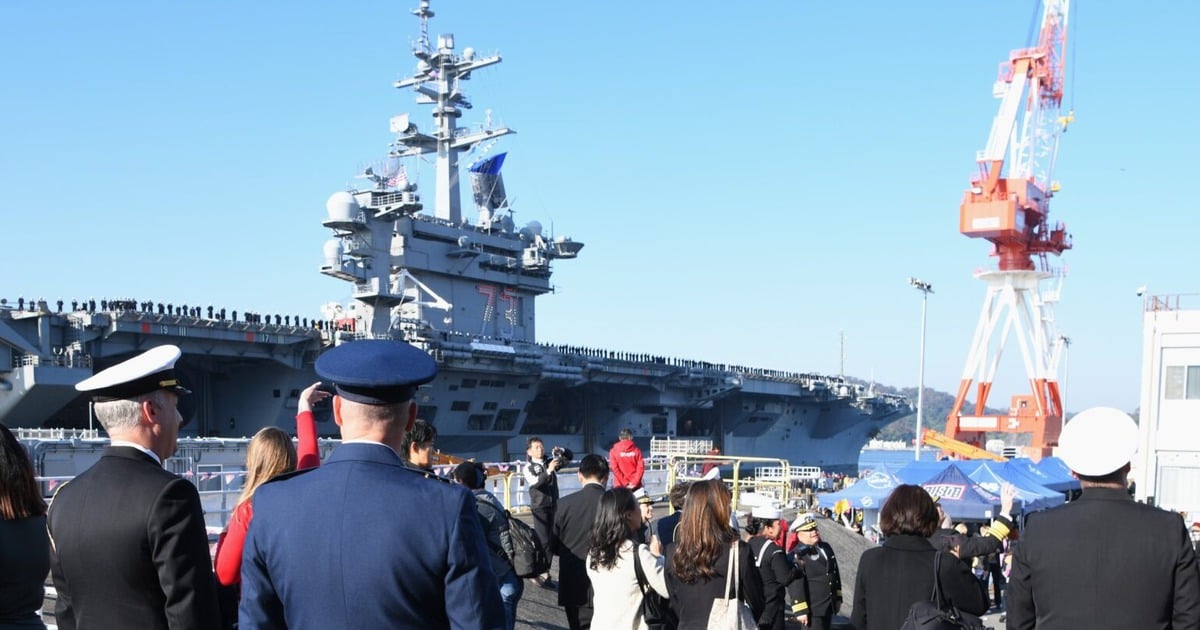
[93,391,162,433]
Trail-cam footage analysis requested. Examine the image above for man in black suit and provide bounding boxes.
[1007,407,1200,629]
[552,453,609,630]
[48,345,221,630]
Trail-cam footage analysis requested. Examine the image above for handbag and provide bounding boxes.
[706,540,758,630]
[900,551,987,630]
[633,543,677,630]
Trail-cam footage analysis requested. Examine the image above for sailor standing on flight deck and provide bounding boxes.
[48,345,221,630]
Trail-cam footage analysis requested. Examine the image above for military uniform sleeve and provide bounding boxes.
[1172,519,1200,628]
[960,529,1003,559]
[786,562,810,619]
[238,501,286,630]
[149,477,222,630]
[49,534,76,630]
[444,487,506,629]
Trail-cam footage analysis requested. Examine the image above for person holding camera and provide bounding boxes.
[524,436,562,588]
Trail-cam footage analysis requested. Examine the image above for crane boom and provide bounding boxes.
[945,0,1075,460]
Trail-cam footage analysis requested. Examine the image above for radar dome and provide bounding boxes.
[325,192,359,221]
[524,221,543,236]
[322,239,344,266]
[463,47,475,60]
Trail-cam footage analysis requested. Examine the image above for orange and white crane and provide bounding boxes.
[946,0,1074,459]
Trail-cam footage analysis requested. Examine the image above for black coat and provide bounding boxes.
[851,534,986,630]
[665,540,766,630]
[787,540,842,618]
[524,457,558,511]
[47,447,220,630]
[553,482,606,607]
[748,536,798,630]
[1007,486,1200,629]
[0,515,50,629]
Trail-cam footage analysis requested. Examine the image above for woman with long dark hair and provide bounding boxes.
[665,479,765,629]
[0,424,49,629]
[851,484,986,629]
[586,487,669,629]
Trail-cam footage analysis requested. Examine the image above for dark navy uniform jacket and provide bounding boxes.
[238,442,505,629]
[1007,486,1200,630]
[48,446,221,630]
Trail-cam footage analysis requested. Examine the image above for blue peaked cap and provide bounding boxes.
[315,339,437,405]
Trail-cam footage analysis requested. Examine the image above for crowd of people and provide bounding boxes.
[2,341,1199,629]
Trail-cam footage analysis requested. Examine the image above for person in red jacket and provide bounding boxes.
[608,428,645,490]
[213,381,325,589]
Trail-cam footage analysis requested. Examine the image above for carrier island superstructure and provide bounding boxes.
[0,1,909,475]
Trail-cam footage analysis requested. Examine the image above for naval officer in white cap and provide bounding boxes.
[48,345,221,630]
[1006,407,1200,629]
[238,339,505,629]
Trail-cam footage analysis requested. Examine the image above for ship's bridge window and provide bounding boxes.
[468,414,494,430]
[483,402,499,411]
[495,409,519,431]
[462,379,478,389]
[451,400,471,412]
[1164,366,1200,400]
[417,406,438,424]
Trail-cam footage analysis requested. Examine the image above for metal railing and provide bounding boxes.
[665,453,795,511]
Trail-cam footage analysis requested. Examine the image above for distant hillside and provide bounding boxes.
[845,378,1011,443]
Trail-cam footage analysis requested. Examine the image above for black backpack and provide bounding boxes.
[506,511,551,578]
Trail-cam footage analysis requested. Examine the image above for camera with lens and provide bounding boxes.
[550,446,574,468]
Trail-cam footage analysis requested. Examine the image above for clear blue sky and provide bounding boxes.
[2,2,1196,415]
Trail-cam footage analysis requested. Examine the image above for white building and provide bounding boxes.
[1135,294,1200,520]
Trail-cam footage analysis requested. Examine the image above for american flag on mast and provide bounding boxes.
[386,164,408,189]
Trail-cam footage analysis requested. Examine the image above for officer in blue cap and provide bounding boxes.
[239,339,506,629]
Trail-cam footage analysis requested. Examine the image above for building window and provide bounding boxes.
[468,414,494,430]
[1164,365,1200,400]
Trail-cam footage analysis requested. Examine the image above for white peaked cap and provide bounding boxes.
[1057,406,1140,477]
[751,504,781,520]
[75,345,190,399]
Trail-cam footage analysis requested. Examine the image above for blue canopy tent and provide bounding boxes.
[820,465,903,510]
[922,464,1017,521]
[894,459,957,485]
[969,461,1065,512]
[1009,457,1079,492]
[1035,457,1080,489]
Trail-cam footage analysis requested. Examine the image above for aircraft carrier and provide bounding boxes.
[0,0,909,474]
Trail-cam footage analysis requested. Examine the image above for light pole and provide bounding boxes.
[1058,334,1071,416]
[909,277,933,460]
